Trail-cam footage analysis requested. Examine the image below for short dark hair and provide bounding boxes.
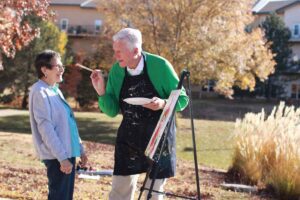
[34,50,61,78]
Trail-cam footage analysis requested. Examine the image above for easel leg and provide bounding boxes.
[146,163,159,200]
[186,72,201,200]
[138,161,153,200]
[138,162,159,200]
[138,172,149,199]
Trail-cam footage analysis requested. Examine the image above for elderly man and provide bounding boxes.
[90,28,188,200]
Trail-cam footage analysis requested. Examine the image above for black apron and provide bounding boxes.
[114,55,176,179]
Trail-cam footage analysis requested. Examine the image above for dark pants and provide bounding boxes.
[43,157,76,200]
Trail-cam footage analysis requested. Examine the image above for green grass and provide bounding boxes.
[0,110,235,170]
[176,118,234,169]
[0,115,32,133]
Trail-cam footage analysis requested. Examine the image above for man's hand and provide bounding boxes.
[60,159,73,174]
[79,153,88,168]
[143,97,166,111]
[90,70,105,96]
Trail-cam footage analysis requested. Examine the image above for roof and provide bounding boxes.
[81,0,97,8]
[276,0,300,13]
[253,0,299,14]
[50,0,86,5]
[49,0,98,8]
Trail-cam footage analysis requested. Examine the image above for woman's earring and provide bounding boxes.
[44,74,47,78]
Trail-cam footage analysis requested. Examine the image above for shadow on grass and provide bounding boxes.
[0,115,117,145]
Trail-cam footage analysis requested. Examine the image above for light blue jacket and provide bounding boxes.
[29,80,84,162]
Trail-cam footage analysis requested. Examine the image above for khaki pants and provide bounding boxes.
[108,175,166,200]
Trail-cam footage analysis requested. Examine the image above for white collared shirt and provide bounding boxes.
[127,56,144,76]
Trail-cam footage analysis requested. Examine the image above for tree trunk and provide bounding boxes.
[265,80,270,99]
[21,86,29,109]
[265,76,273,100]
[21,59,32,109]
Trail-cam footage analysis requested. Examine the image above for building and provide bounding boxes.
[253,0,300,99]
[253,0,300,57]
[49,0,103,57]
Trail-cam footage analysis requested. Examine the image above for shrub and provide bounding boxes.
[231,102,300,199]
[0,94,14,104]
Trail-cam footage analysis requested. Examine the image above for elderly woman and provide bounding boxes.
[29,49,87,200]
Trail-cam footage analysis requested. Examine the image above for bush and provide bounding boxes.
[231,102,300,199]
[0,94,14,104]
[75,64,97,109]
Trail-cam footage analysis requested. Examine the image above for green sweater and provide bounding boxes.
[98,52,189,117]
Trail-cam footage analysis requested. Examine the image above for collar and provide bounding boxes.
[37,79,68,103]
[126,55,144,76]
[39,79,58,90]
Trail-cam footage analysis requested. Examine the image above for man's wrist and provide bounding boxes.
[98,93,105,97]
[163,99,167,108]
[97,89,105,97]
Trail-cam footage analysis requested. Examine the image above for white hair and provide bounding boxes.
[112,28,142,52]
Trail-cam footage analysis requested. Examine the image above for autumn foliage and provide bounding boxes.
[0,0,51,70]
[97,0,275,97]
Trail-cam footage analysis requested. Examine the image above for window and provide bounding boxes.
[291,84,296,98]
[293,24,299,37]
[60,19,68,31]
[297,85,300,99]
[95,20,102,32]
[202,80,215,92]
[291,84,300,99]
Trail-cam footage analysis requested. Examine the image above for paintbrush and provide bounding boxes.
[75,63,93,72]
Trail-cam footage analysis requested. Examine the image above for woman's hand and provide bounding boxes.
[79,153,88,168]
[60,159,73,174]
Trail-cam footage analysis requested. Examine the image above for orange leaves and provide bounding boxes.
[0,0,51,70]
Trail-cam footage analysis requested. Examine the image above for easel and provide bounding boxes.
[138,69,201,200]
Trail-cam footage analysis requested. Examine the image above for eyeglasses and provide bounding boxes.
[51,64,65,70]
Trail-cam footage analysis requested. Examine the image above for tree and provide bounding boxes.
[262,13,292,72]
[0,0,52,70]
[0,16,67,108]
[91,34,115,72]
[75,58,98,108]
[97,0,275,97]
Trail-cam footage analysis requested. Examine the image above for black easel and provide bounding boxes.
[138,69,201,200]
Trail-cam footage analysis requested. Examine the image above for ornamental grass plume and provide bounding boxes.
[231,102,300,199]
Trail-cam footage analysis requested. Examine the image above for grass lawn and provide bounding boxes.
[0,109,275,199]
[176,117,234,169]
[0,110,234,169]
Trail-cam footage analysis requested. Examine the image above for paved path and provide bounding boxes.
[0,109,28,117]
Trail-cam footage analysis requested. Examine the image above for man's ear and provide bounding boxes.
[133,47,139,55]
